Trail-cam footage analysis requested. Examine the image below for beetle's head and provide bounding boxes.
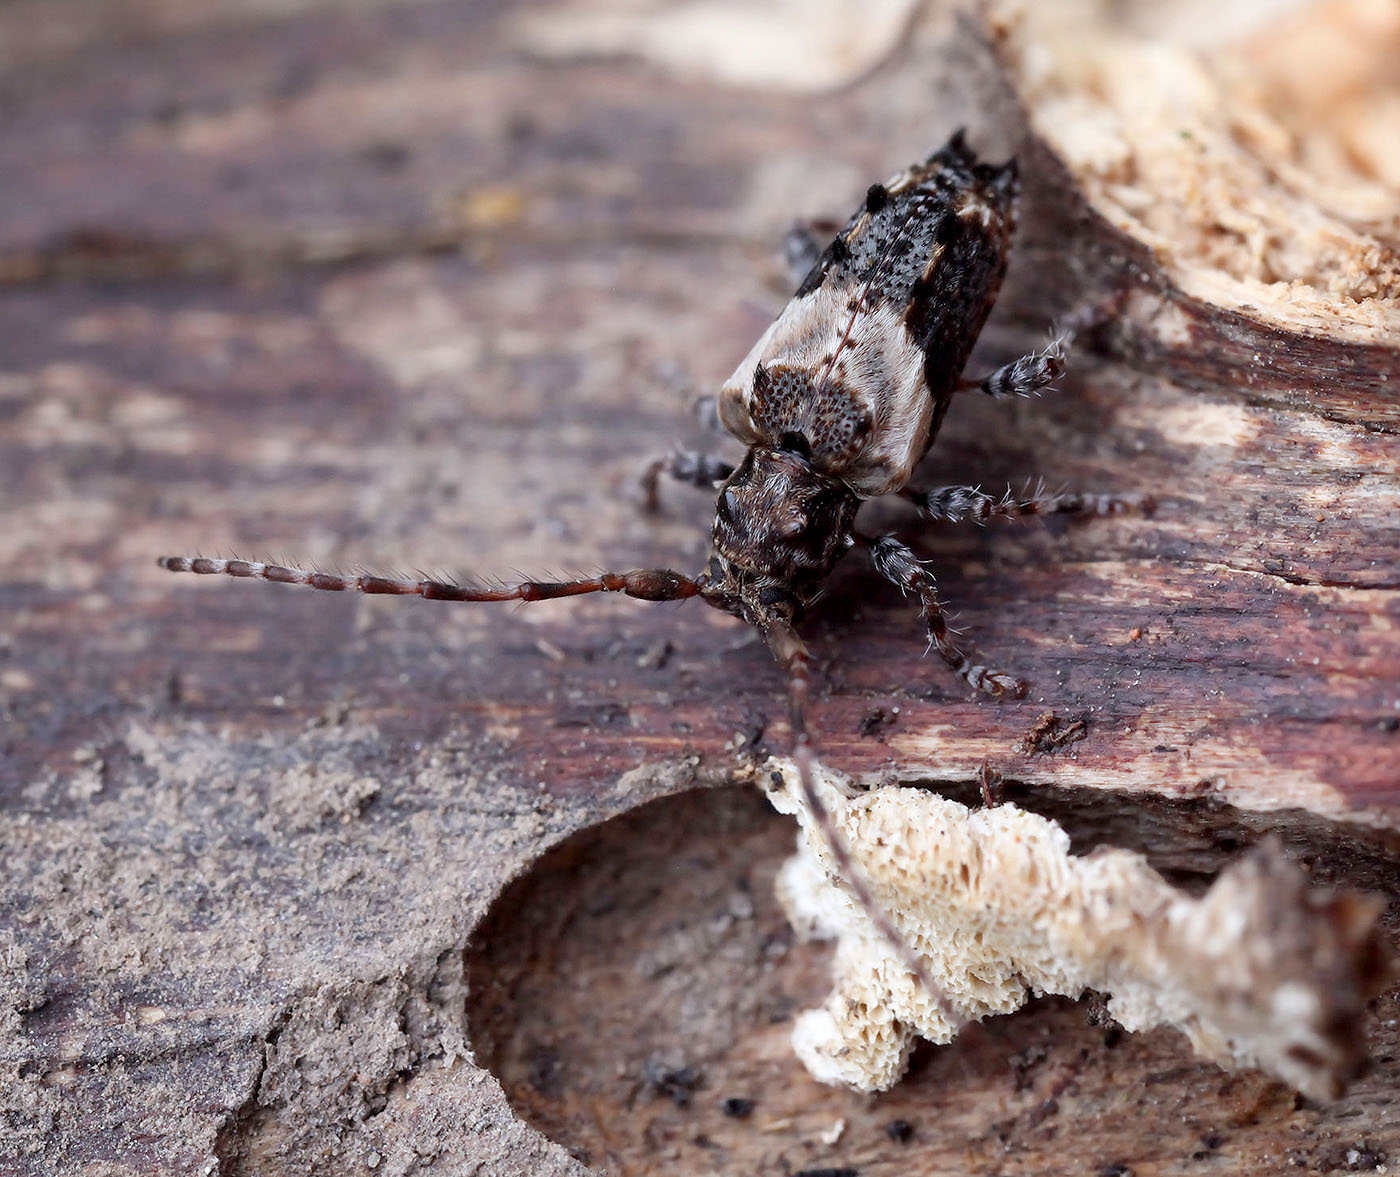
[699,446,858,627]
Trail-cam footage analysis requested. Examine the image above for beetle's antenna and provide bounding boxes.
[761,617,963,1033]
[157,556,703,605]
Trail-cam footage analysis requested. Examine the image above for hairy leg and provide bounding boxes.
[965,286,1136,401]
[964,329,1070,400]
[782,217,844,285]
[691,394,723,434]
[903,482,1154,524]
[865,534,1025,697]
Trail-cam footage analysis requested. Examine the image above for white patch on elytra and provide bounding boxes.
[718,281,933,497]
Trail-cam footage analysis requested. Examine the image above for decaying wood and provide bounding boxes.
[0,1,1396,1175]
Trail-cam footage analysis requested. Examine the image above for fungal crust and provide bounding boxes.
[767,763,1391,1098]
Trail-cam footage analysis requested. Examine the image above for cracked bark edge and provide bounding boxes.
[971,3,1400,433]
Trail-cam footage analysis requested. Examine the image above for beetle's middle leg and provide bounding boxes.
[902,484,1152,524]
[865,534,1025,698]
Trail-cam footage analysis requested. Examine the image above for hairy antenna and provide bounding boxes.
[155,556,702,604]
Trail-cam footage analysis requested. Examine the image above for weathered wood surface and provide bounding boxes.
[1,1,1397,1175]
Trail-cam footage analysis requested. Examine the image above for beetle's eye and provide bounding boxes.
[718,488,739,523]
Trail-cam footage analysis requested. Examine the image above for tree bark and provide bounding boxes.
[0,1,1396,1175]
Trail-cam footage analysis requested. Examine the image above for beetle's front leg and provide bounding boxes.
[865,534,1025,698]
[641,450,735,513]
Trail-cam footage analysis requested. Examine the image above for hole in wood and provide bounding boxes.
[465,784,1400,1174]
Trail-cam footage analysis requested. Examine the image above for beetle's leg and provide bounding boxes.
[157,557,703,604]
[782,217,843,285]
[691,394,723,434]
[864,534,1025,698]
[902,482,1153,524]
[963,328,1070,400]
[966,288,1135,401]
[641,450,735,513]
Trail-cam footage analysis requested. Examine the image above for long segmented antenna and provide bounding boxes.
[156,556,702,604]
[762,617,964,1035]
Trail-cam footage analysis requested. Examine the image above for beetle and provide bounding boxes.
[159,131,1146,1011]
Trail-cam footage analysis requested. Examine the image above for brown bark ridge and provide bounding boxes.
[0,1,1396,1175]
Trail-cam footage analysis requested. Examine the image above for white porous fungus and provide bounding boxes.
[767,761,1387,1098]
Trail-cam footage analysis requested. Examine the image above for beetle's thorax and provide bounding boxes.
[699,445,858,626]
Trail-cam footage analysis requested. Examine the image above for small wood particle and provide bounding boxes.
[642,1057,700,1106]
[858,706,898,737]
[884,1119,915,1143]
[636,638,674,669]
[1021,712,1089,755]
[978,761,1004,807]
[534,637,567,663]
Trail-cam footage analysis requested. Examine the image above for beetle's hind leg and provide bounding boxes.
[968,288,1135,401]
[782,217,844,285]
[865,534,1025,698]
[964,328,1070,400]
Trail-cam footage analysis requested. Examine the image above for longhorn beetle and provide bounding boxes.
[160,132,1148,1025]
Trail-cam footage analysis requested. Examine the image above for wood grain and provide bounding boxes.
[0,2,1395,1174]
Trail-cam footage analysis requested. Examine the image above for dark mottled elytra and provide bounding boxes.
[160,132,1148,1029]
